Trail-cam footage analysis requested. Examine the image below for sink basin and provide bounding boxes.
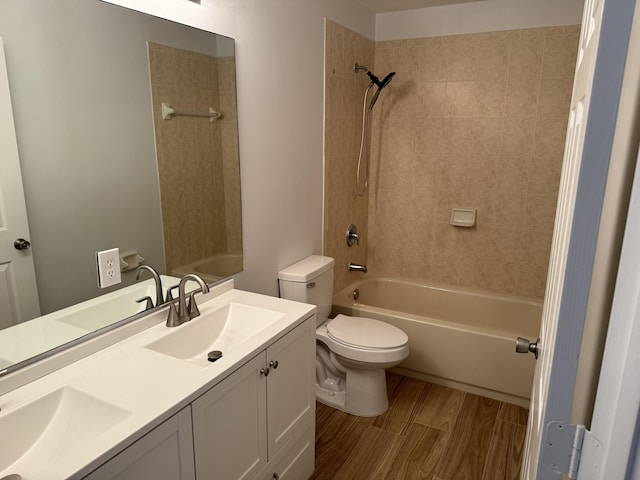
[145,302,285,365]
[53,285,156,331]
[0,387,131,473]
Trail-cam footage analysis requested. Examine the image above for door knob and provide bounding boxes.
[515,337,540,359]
[14,238,31,250]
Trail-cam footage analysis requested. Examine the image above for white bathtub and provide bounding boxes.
[332,276,542,406]
[172,254,243,284]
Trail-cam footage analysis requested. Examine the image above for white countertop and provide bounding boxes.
[0,282,315,479]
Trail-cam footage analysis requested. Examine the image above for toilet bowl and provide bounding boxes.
[315,315,408,416]
[278,255,409,416]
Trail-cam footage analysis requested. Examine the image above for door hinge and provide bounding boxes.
[541,421,601,479]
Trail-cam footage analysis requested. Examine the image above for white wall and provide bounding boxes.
[375,0,584,41]
[104,0,375,296]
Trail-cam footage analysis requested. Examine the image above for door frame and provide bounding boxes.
[577,143,640,479]
[524,0,640,477]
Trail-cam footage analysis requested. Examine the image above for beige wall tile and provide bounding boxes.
[542,26,581,78]
[510,29,546,78]
[538,75,574,118]
[446,81,476,118]
[474,31,512,81]
[417,37,449,82]
[505,76,541,117]
[324,24,578,299]
[393,40,421,79]
[474,80,507,118]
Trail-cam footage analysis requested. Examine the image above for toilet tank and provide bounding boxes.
[278,255,334,325]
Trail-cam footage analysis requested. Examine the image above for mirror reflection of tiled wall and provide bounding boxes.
[324,23,580,298]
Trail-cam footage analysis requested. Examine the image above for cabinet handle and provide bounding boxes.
[260,367,270,376]
[269,360,279,369]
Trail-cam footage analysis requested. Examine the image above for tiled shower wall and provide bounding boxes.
[324,24,579,298]
[324,20,375,292]
[149,43,241,274]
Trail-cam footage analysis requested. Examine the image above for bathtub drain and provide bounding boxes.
[353,289,360,300]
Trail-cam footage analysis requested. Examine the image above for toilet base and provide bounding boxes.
[316,368,389,417]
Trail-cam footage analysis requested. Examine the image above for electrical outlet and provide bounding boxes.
[96,248,122,288]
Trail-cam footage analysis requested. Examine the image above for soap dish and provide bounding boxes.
[450,208,476,227]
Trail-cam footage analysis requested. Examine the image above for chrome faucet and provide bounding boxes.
[135,265,164,307]
[166,274,211,327]
[348,262,367,273]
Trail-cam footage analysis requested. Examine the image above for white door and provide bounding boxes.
[0,37,40,328]
[522,0,638,477]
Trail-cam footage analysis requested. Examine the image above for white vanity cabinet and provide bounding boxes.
[85,407,195,480]
[191,319,315,480]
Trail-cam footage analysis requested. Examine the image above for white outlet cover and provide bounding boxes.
[96,248,122,288]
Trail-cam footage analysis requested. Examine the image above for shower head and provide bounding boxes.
[368,72,395,109]
[366,70,396,89]
[354,63,396,89]
[354,63,396,109]
[378,71,396,89]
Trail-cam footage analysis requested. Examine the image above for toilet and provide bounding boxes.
[278,255,409,416]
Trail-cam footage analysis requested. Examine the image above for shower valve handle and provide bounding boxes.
[346,224,360,247]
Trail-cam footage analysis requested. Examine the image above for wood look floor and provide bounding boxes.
[311,373,528,480]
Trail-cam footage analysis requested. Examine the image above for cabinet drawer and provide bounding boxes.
[257,424,314,480]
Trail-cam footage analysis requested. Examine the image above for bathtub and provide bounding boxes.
[332,276,542,407]
[172,253,243,284]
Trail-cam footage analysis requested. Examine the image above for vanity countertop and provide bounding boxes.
[0,280,315,479]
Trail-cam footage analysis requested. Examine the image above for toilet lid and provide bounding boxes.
[327,314,408,349]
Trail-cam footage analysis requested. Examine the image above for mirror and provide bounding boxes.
[0,0,242,371]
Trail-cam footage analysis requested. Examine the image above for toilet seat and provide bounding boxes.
[317,315,409,365]
[327,314,408,350]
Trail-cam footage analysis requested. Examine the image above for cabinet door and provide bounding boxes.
[85,407,195,480]
[192,353,267,480]
[266,320,315,458]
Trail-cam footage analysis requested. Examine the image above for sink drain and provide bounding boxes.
[207,350,223,362]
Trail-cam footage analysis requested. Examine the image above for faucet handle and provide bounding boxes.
[187,292,200,320]
[166,284,180,301]
[165,301,181,327]
[136,296,154,311]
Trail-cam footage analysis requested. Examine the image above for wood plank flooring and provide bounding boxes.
[311,373,528,480]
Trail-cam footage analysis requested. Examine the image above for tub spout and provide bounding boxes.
[348,262,367,273]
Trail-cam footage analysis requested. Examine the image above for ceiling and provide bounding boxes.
[354,0,484,14]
